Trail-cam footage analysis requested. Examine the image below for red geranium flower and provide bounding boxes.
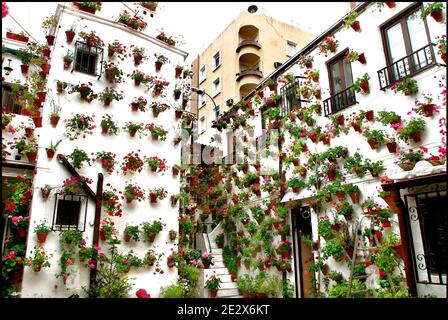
[136,288,151,298]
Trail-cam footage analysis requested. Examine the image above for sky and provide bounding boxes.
[3,2,352,63]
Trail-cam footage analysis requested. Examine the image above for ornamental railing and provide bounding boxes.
[323,86,357,116]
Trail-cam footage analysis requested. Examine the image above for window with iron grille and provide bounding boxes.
[73,41,104,77]
[52,193,88,231]
[2,83,21,114]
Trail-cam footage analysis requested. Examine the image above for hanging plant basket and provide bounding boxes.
[398,162,415,171]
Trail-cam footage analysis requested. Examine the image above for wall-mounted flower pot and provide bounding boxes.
[65,31,75,43]
[101,126,109,134]
[422,104,434,117]
[360,81,369,94]
[174,91,181,100]
[410,131,422,143]
[337,114,345,126]
[147,233,156,243]
[320,135,330,145]
[42,47,51,58]
[386,141,397,153]
[26,151,37,163]
[37,91,46,102]
[155,61,162,72]
[149,194,158,203]
[21,64,29,74]
[367,139,378,150]
[32,116,43,128]
[172,167,179,175]
[25,127,34,137]
[430,10,443,22]
[46,148,55,159]
[336,191,346,200]
[6,32,29,42]
[11,271,23,285]
[351,21,361,32]
[358,53,366,64]
[352,123,361,132]
[41,63,51,74]
[63,59,72,69]
[134,79,141,86]
[134,56,142,66]
[365,110,374,121]
[349,191,360,204]
[182,99,188,108]
[292,187,301,193]
[37,232,49,243]
[124,234,131,242]
[152,111,160,118]
[398,162,415,171]
[103,98,112,106]
[46,35,55,46]
[75,3,97,14]
[327,169,335,181]
[385,2,396,8]
[175,110,182,119]
[175,67,182,78]
[441,53,446,64]
[100,229,106,241]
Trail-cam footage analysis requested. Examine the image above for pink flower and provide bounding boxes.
[2,2,9,18]
[93,244,101,251]
[66,259,72,267]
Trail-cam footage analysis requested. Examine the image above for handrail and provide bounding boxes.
[377,43,437,91]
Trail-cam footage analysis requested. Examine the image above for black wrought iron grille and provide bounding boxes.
[279,76,308,116]
[323,86,357,116]
[72,41,104,79]
[377,44,437,91]
[403,183,447,286]
[52,192,89,232]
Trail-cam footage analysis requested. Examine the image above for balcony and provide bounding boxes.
[236,40,262,53]
[377,44,437,90]
[323,87,357,116]
[236,69,263,82]
[279,76,308,115]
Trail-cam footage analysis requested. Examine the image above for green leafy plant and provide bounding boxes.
[124,225,140,242]
[321,238,345,262]
[397,118,425,142]
[421,2,445,19]
[393,77,418,95]
[67,147,91,169]
[342,11,359,29]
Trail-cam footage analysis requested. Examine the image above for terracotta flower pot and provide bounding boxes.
[175,67,182,78]
[41,63,51,74]
[360,81,369,94]
[337,114,345,126]
[129,129,137,137]
[441,53,446,64]
[37,91,47,102]
[147,233,156,243]
[365,110,374,121]
[63,59,72,69]
[398,162,415,171]
[100,230,106,241]
[124,234,131,242]
[352,123,361,132]
[33,116,43,128]
[46,149,55,159]
[327,169,335,181]
[149,194,158,203]
[37,232,48,243]
[367,139,378,150]
[430,10,443,22]
[292,187,301,193]
[102,126,109,134]
[172,167,179,176]
[21,64,29,74]
[155,61,162,72]
[26,151,38,163]
[385,2,396,8]
[46,35,55,46]
[386,142,397,153]
[351,21,361,32]
[76,3,97,14]
[11,271,23,284]
[410,131,422,143]
[66,31,75,43]
[42,47,51,58]
[174,91,181,100]
[25,127,34,137]
[209,289,218,298]
[50,116,60,127]
[422,104,434,117]
[358,53,366,64]
[336,191,346,200]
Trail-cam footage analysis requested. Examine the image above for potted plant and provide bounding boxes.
[286,177,306,193]
[156,30,177,46]
[70,82,97,102]
[131,46,148,66]
[41,14,58,45]
[397,117,425,143]
[154,53,169,72]
[107,40,127,59]
[130,96,148,112]
[124,182,145,203]
[122,122,145,137]
[277,241,292,259]
[436,35,446,63]
[322,238,345,262]
[60,229,83,245]
[376,110,401,126]
[16,48,32,74]
[49,99,61,127]
[124,225,140,242]
[318,217,333,240]
[141,220,165,242]
[150,77,170,97]
[56,80,69,94]
[345,184,361,204]
[98,87,124,106]
[95,151,118,174]
[344,49,366,64]
[351,73,370,94]
[175,64,183,78]
[148,187,168,203]
[145,156,168,173]
[343,11,360,32]
[23,137,38,163]
[149,102,170,118]
[414,94,440,117]
[365,129,386,150]
[298,55,313,69]
[365,159,384,177]
[334,200,354,220]
[121,151,144,175]
[103,61,124,83]
[100,114,119,135]
[67,147,91,169]
[205,274,222,298]
[319,34,339,55]
[61,176,92,195]
[34,222,51,243]
[201,252,214,269]
[129,69,149,86]
[215,233,224,248]
[421,2,445,22]
[6,29,29,42]
[393,77,418,96]
[46,139,61,159]
[79,30,104,48]
[117,10,148,31]
[40,185,52,200]
[398,149,424,171]
[74,2,102,14]
[65,23,76,43]
[26,245,52,272]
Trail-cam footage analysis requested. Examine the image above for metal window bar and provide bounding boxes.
[322,86,357,116]
[403,187,447,286]
[377,43,437,91]
[279,76,308,116]
[52,192,88,232]
[72,41,104,79]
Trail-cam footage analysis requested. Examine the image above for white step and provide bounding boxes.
[213,255,224,262]
[207,267,229,274]
[211,248,223,254]
[217,275,232,282]
[220,282,238,289]
[217,288,240,297]
[212,261,225,268]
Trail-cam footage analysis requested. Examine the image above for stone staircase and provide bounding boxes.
[203,247,242,298]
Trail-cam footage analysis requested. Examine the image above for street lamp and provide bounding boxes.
[191,87,218,109]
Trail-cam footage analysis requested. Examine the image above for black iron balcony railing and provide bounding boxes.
[377,43,437,91]
[323,86,357,116]
[279,76,308,116]
[72,41,104,79]
[236,39,262,53]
